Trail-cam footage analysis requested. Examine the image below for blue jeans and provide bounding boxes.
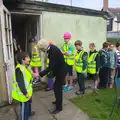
[20,98,32,120]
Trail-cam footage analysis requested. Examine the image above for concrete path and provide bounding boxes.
[0,82,92,120]
[31,84,91,120]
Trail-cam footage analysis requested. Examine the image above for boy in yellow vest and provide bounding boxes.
[74,40,88,95]
[12,52,38,120]
[87,43,100,90]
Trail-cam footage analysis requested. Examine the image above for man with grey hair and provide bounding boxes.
[38,39,66,114]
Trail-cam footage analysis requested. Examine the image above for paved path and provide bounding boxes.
[0,82,92,120]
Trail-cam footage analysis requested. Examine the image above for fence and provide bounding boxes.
[107,31,120,38]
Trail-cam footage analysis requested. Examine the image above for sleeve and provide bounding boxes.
[82,52,88,71]
[114,52,117,68]
[95,53,100,72]
[68,45,74,55]
[15,68,27,95]
[39,52,56,77]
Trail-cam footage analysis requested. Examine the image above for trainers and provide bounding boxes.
[66,86,73,92]
[63,85,68,90]
[109,85,113,88]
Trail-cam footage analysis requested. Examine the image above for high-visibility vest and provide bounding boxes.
[46,58,49,67]
[87,52,98,74]
[62,43,74,66]
[75,50,87,73]
[12,64,33,102]
[30,45,42,67]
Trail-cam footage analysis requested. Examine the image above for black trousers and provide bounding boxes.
[77,72,85,92]
[54,75,65,110]
[99,67,109,88]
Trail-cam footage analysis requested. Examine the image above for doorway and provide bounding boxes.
[11,12,41,58]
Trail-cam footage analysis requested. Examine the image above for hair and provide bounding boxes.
[116,42,120,48]
[37,39,49,50]
[89,43,95,47]
[15,52,29,64]
[102,42,110,48]
[74,40,82,46]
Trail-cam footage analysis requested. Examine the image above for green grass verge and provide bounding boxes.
[71,89,120,120]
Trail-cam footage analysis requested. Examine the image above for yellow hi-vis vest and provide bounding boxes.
[12,64,33,102]
[30,45,42,67]
[62,43,74,66]
[75,50,87,73]
[46,58,49,68]
[87,52,98,74]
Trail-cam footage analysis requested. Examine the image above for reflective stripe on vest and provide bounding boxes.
[12,64,33,102]
[75,50,86,73]
[62,43,74,65]
[87,52,98,74]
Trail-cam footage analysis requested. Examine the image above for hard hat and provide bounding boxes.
[48,41,54,45]
[63,32,72,39]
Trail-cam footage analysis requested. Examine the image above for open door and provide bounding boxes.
[0,5,14,104]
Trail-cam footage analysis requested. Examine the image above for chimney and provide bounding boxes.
[103,0,108,11]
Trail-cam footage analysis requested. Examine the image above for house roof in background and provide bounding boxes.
[108,8,120,21]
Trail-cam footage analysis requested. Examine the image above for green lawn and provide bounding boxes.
[72,89,120,120]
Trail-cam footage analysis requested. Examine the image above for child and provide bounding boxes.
[107,44,117,88]
[87,43,100,90]
[30,38,42,84]
[12,52,38,120]
[98,42,110,89]
[116,42,120,84]
[60,32,75,92]
[74,40,88,95]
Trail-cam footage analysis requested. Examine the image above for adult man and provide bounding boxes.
[38,39,66,114]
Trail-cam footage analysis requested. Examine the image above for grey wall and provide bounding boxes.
[42,12,107,51]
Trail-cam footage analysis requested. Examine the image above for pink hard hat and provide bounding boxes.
[63,32,72,39]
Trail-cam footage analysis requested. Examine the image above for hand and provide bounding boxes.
[33,73,39,77]
[26,93,30,99]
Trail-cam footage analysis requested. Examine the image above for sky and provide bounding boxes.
[47,0,120,10]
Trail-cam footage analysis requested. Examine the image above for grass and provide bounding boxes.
[71,89,120,120]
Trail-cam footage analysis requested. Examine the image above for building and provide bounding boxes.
[0,0,109,105]
[107,8,120,32]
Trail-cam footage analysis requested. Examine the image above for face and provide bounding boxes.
[117,46,120,51]
[89,45,95,52]
[23,56,30,65]
[64,39,70,43]
[75,45,81,50]
[109,45,115,50]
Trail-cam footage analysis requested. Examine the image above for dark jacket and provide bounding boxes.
[99,48,109,68]
[39,45,66,82]
[89,50,100,72]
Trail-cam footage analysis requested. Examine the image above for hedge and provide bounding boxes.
[107,38,120,45]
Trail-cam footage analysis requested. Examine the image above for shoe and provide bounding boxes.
[109,85,113,89]
[33,80,40,85]
[51,109,62,114]
[52,101,56,104]
[63,85,68,91]
[29,111,35,116]
[75,91,85,95]
[66,86,73,92]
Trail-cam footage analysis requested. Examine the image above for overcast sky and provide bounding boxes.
[47,0,120,10]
